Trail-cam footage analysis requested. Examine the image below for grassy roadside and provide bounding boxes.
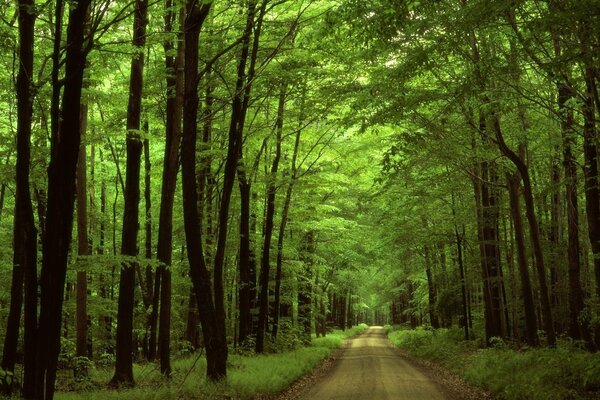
[55,324,368,400]
[385,326,600,400]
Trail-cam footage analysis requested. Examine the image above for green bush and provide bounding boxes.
[56,324,369,400]
[388,327,600,400]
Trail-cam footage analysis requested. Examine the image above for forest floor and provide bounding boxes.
[50,325,368,400]
[276,326,491,400]
[387,326,600,400]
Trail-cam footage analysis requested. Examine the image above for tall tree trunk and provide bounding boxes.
[235,0,266,349]
[507,172,539,346]
[424,244,439,328]
[76,91,91,359]
[560,83,592,345]
[111,0,149,385]
[272,85,305,340]
[467,25,505,344]
[237,175,255,345]
[493,122,556,346]
[256,84,285,352]
[298,231,314,343]
[547,0,592,347]
[579,52,600,345]
[154,1,184,374]
[181,1,228,381]
[35,0,91,396]
[549,152,561,329]
[2,0,37,396]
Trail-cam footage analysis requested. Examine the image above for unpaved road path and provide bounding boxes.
[299,326,446,400]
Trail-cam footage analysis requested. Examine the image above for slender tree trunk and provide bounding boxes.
[185,287,200,349]
[493,122,556,346]
[237,176,255,345]
[451,191,469,340]
[2,1,37,395]
[111,0,149,385]
[424,244,439,328]
[256,85,285,352]
[549,153,561,329]
[181,1,228,381]
[76,94,90,359]
[507,172,539,346]
[34,0,91,396]
[298,231,314,343]
[560,83,592,345]
[273,85,305,340]
[153,1,184,373]
[580,61,600,345]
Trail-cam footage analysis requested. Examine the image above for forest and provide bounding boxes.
[0,0,600,399]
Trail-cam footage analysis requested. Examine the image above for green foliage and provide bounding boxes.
[0,368,18,394]
[389,328,600,400]
[55,326,367,400]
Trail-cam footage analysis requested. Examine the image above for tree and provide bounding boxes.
[111,0,149,385]
[35,0,93,396]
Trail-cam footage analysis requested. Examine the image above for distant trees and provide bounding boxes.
[342,0,600,348]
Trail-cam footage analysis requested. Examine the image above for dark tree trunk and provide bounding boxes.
[298,231,314,343]
[34,0,91,396]
[76,98,90,359]
[581,65,600,345]
[237,176,255,345]
[154,2,184,374]
[185,287,201,350]
[467,27,506,344]
[451,191,469,340]
[181,1,228,381]
[547,0,592,347]
[477,158,504,342]
[111,0,149,386]
[493,122,555,346]
[560,83,592,345]
[256,84,285,352]
[507,172,539,346]
[141,134,152,359]
[2,1,37,395]
[424,244,439,329]
[549,154,561,324]
[272,86,305,340]
[232,0,265,350]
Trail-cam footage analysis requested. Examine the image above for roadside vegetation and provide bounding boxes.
[386,326,600,400]
[52,324,368,400]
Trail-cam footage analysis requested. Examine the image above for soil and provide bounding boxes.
[271,326,494,400]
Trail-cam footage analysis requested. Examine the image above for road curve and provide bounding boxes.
[300,326,446,400]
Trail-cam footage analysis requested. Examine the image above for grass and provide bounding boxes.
[387,326,600,400]
[55,323,368,400]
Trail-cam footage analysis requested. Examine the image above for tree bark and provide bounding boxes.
[272,85,305,340]
[34,0,91,396]
[506,172,539,346]
[181,1,228,381]
[2,1,37,396]
[256,84,285,352]
[153,1,184,374]
[298,231,314,343]
[424,244,439,329]
[560,83,592,345]
[111,0,149,386]
[493,121,555,346]
[76,94,90,359]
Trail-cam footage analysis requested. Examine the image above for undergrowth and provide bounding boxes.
[387,326,600,400]
[54,323,368,400]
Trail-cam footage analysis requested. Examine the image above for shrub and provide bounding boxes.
[388,327,600,400]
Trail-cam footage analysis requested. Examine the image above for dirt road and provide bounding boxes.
[299,326,446,400]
